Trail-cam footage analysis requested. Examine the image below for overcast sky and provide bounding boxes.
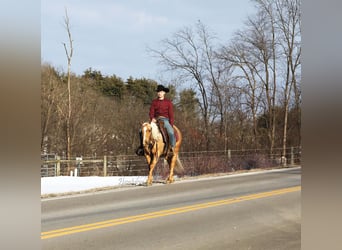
[41,0,255,81]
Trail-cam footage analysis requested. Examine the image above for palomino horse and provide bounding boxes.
[140,121,183,186]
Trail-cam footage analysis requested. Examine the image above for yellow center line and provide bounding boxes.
[41,185,301,239]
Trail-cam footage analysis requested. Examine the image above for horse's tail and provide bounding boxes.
[174,156,184,174]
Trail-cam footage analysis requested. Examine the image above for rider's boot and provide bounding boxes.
[135,146,144,156]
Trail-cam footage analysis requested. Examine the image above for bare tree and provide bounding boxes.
[199,21,227,137]
[41,64,72,156]
[219,0,301,156]
[220,8,278,152]
[41,64,62,153]
[63,8,74,172]
[218,35,263,149]
[148,21,224,150]
[251,0,279,156]
[274,0,301,162]
[231,1,279,155]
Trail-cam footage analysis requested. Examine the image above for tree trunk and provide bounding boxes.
[63,8,74,173]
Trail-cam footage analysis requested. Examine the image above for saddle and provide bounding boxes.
[157,120,180,157]
[157,120,170,156]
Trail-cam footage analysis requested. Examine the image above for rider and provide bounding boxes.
[135,84,176,156]
[149,85,176,153]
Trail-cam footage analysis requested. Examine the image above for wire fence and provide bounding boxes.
[41,146,301,178]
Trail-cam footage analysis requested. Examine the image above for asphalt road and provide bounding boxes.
[42,167,301,250]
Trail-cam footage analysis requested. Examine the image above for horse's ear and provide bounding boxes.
[140,121,144,126]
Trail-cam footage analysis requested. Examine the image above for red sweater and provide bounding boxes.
[149,98,174,126]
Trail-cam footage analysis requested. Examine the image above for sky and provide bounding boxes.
[41,0,255,82]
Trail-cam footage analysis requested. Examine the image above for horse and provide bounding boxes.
[140,121,183,186]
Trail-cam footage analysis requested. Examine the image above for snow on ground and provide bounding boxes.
[41,167,300,197]
[41,176,148,196]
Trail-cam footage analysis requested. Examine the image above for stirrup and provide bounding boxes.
[168,146,175,157]
[135,146,144,156]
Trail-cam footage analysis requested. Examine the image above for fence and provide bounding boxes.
[40,155,149,177]
[41,146,301,177]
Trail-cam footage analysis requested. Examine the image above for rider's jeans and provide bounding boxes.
[158,118,175,147]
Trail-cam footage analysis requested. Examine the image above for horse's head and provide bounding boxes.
[141,122,162,148]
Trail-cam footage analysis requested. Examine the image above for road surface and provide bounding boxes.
[42,167,301,249]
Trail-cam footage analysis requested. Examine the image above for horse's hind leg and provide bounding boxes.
[166,155,177,184]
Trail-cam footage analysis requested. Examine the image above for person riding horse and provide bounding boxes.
[136,84,176,156]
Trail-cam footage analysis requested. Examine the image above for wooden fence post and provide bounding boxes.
[56,156,60,176]
[103,155,107,177]
[291,147,294,165]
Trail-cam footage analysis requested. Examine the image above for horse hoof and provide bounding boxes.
[166,179,174,184]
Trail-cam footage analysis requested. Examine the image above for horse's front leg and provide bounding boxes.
[147,157,158,186]
[144,154,153,186]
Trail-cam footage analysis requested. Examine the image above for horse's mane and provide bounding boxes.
[142,122,162,142]
[150,122,162,141]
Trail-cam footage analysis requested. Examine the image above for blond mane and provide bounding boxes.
[150,122,162,141]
